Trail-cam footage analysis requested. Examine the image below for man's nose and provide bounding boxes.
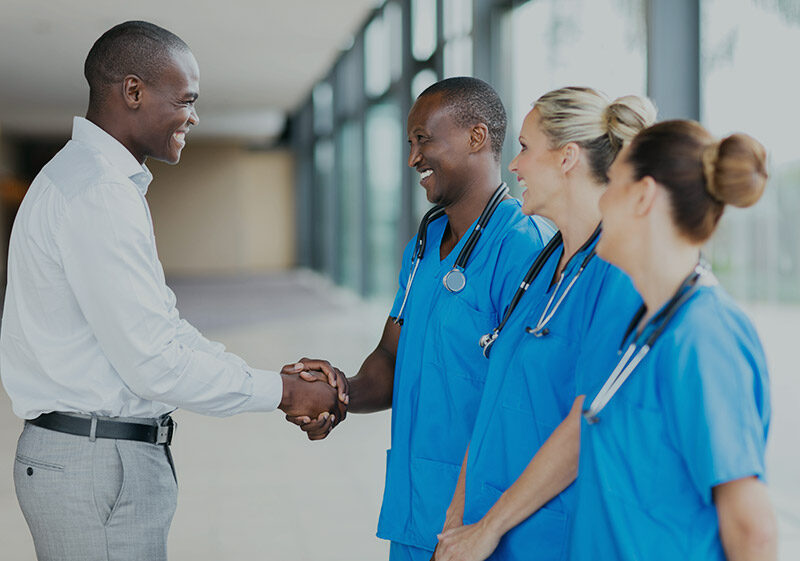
[188,106,199,126]
[408,144,421,168]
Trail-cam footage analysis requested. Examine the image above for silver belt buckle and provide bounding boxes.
[156,418,176,445]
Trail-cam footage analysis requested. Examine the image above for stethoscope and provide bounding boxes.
[478,224,601,357]
[582,262,716,424]
[393,183,510,325]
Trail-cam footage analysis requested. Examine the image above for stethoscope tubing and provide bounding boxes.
[528,246,597,337]
[479,224,601,356]
[394,183,509,324]
[583,263,714,423]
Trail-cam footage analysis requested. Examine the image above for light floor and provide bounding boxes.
[0,271,797,560]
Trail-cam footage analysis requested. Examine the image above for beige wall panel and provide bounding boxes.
[237,150,295,270]
[146,142,295,275]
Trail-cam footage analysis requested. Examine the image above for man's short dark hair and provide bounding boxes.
[418,77,507,160]
[84,21,189,105]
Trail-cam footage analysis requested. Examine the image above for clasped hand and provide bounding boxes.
[280,358,349,440]
[433,519,501,561]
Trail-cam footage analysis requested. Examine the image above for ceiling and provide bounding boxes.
[0,0,379,142]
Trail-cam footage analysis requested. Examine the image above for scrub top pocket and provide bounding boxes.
[593,394,665,510]
[435,293,497,385]
[480,482,569,561]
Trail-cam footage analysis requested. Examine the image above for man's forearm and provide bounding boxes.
[347,346,395,413]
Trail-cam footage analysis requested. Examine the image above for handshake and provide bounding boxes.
[277,358,350,440]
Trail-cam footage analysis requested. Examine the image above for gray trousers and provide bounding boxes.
[14,422,178,561]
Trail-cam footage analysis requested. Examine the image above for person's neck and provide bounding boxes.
[85,109,145,165]
[550,184,602,276]
[628,239,700,328]
[443,171,503,244]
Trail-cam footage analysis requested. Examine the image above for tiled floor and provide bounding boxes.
[0,271,797,560]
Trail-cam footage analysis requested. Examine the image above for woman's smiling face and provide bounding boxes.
[508,108,564,218]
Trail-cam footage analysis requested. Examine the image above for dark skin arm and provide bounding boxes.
[285,316,401,438]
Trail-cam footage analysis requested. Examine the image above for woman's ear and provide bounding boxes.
[634,176,659,217]
[560,142,581,174]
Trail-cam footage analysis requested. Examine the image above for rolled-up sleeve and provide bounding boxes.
[56,181,282,416]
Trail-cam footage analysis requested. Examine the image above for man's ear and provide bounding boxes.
[634,176,659,217]
[122,75,144,109]
[469,123,489,153]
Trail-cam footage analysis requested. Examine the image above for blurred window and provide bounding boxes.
[336,47,362,117]
[443,0,473,40]
[504,0,647,136]
[443,0,473,77]
[366,102,403,296]
[313,139,336,274]
[701,0,800,301]
[365,15,392,98]
[411,68,439,99]
[312,82,333,136]
[365,4,403,98]
[412,0,438,61]
[336,121,363,290]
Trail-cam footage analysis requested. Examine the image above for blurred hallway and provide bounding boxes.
[0,272,798,560]
[0,272,393,561]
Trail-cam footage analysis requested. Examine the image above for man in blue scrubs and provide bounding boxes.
[286,78,552,560]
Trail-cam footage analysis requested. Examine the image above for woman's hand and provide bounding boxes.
[435,519,501,561]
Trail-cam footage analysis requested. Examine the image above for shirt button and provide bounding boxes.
[26,467,33,476]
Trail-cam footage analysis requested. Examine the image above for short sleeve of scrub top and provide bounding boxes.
[657,294,770,504]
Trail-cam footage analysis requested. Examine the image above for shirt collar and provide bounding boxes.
[71,116,153,195]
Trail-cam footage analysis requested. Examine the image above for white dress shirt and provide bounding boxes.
[0,117,282,419]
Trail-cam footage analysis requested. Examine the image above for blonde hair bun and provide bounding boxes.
[605,95,658,148]
[702,133,768,208]
[533,87,657,184]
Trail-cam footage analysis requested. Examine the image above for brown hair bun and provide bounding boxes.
[702,133,768,208]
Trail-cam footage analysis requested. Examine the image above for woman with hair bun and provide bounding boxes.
[434,87,656,561]
[571,121,777,560]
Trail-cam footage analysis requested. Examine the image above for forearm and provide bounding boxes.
[444,447,469,530]
[716,477,777,561]
[347,347,395,413]
[480,397,583,538]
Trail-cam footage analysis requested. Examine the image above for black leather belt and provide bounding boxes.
[28,412,176,445]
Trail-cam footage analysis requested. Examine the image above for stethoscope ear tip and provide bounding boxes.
[525,326,549,337]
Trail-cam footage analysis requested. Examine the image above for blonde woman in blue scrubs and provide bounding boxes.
[572,120,777,560]
[434,87,655,561]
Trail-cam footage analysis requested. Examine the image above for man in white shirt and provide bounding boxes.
[0,20,345,561]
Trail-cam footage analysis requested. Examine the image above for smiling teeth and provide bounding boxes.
[173,132,186,143]
[420,170,433,179]
[518,179,527,187]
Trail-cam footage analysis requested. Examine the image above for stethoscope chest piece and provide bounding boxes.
[443,268,467,293]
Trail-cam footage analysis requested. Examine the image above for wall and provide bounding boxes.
[146,142,295,276]
[0,132,18,279]
[0,135,13,177]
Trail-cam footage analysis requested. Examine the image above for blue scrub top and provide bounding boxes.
[377,199,553,551]
[462,234,641,561]
[570,283,770,561]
